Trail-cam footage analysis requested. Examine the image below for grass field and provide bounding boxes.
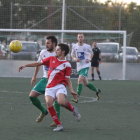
[0,77,140,140]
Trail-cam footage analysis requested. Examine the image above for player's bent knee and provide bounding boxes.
[57,101,65,107]
[29,96,32,101]
[83,83,88,86]
[29,90,40,97]
[29,96,36,104]
[78,78,84,84]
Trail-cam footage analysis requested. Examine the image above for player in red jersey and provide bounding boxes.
[19,43,81,132]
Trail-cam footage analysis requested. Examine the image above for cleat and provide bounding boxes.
[71,98,78,103]
[50,122,57,127]
[73,107,81,122]
[91,78,94,81]
[36,110,48,122]
[96,89,101,100]
[99,76,102,80]
[53,125,63,132]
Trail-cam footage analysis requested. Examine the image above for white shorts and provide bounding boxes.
[45,84,67,100]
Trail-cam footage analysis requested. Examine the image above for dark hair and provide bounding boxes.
[58,43,69,56]
[46,36,57,46]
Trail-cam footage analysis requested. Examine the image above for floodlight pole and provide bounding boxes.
[61,0,65,43]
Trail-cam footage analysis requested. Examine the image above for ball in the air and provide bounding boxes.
[9,40,22,53]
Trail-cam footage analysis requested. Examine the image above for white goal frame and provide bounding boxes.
[0,29,127,80]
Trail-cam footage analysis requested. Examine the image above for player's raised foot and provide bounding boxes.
[50,122,57,127]
[36,110,48,122]
[73,107,81,122]
[71,98,78,103]
[96,89,101,100]
[99,76,102,80]
[53,125,63,132]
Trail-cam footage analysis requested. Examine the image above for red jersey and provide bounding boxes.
[42,56,71,88]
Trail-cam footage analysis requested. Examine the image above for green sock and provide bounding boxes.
[54,101,61,121]
[77,84,83,96]
[86,82,98,92]
[29,96,46,114]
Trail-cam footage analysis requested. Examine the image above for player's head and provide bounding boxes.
[93,42,97,48]
[55,43,69,58]
[46,36,57,52]
[77,33,84,43]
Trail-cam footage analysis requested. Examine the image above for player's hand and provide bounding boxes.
[85,59,90,63]
[75,58,80,62]
[99,58,101,64]
[31,77,36,86]
[71,91,79,100]
[18,65,25,72]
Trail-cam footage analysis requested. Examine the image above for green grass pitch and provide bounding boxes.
[0,77,140,140]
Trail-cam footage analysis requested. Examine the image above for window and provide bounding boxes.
[97,44,117,53]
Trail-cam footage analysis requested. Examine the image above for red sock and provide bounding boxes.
[48,106,61,125]
[65,101,74,112]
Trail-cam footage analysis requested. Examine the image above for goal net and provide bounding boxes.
[0,29,127,80]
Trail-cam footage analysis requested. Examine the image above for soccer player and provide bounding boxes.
[19,43,81,132]
[29,36,61,127]
[91,42,102,81]
[71,33,101,103]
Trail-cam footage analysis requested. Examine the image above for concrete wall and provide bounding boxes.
[0,60,140,80]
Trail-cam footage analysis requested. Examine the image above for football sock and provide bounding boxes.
[54,101,61,121]
[97,71,100,76]
[29,96,46,114]
[77,84,83,96]
[92,74,94,78]
[65,101,74,112]
[86,82,98,92]
[48,106,61,125]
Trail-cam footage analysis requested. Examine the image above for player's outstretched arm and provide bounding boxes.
[67,78,78,99]
[31,66,41,85]
[18,62,42,72]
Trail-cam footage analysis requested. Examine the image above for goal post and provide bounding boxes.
[0,29,127,80]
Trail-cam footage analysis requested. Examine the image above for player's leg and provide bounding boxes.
[56,85,81,123]
[45,87,63,132]
[83,77,98,92]
[91,61,95,81]
[47,84,81,132]
[71,68,90,103]
[29,78,48,122]
[91,66,94,81]
[77,68,89,96]
[71,74,84,103]
[57,93,81,122]
[46,95,63,131]
[83,71,101,100]
[29,91,47,114]
[96,67,102,80]
[50,101,61,127]
[78,67,96,92]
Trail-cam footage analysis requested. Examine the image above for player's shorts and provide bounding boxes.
[91,60,99,67]
[78,67,89,77]
[32,77,47,95]
[45,84,67,100]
